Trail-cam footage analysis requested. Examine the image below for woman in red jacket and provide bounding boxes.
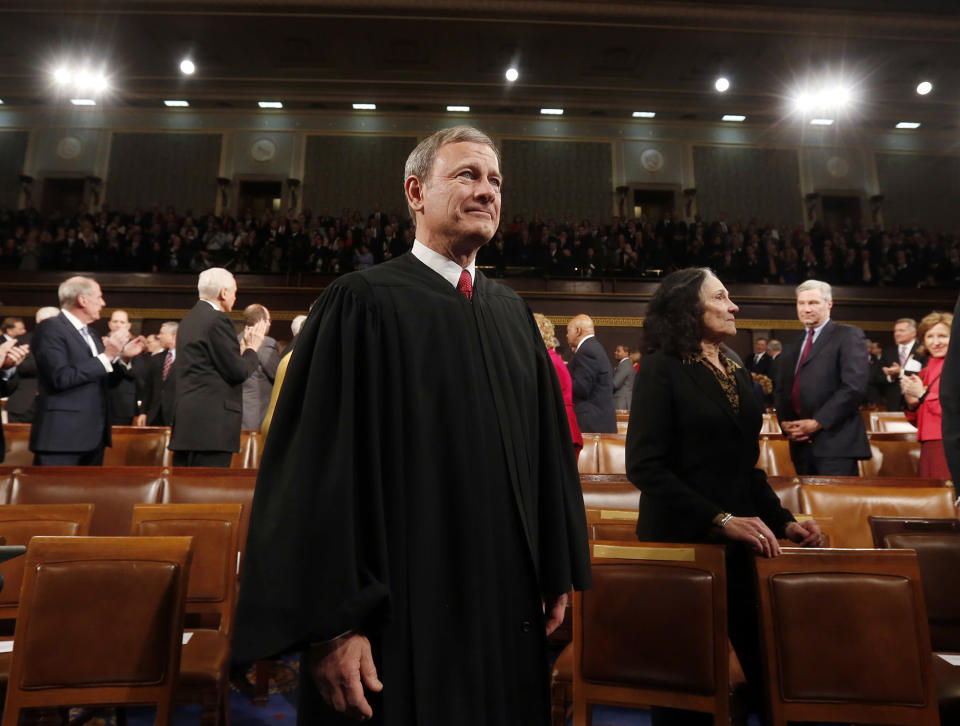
[534,313,583,459]
[902,310,953,478]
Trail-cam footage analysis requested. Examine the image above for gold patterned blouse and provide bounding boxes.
[684,350,741,413]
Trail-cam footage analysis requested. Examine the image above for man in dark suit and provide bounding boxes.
[774,280,870,475]
[746,337,772,376]
[566,313,617,433]
[168,268,266,467]
[0,337,29,461]
[104,309,143,425]
[3,310,52,423]
[30,276,146,465]
[878,317,924,411]
[136,321,178,427]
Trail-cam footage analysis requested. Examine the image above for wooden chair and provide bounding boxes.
[754,548,940,726]
[860,440,922,477]
[103,426,172,466]
[596,434,626,475]
[757,439,796,477]
[0,536,193,726]
[579,474,639,511]
[572,541,730,725]
[131,503,244,726]
[577,435,600,475]
[869,410,918,435]
[2,424,32,466]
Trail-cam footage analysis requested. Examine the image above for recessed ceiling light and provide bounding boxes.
[505,67,519,83]
[540,108,563,115]
[632,111,656,118]
[258,101,283,109]
[180,59,195,75]
[714,77,730,93]
[810,118,834,125]
[916,81,933,96]
[352,103,376,110]
[896,121,921,129]
[164,100,189,107]
[70,98,96,106]
[722,114,746,122]
[446,105,470,112]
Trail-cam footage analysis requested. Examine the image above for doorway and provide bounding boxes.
[41,178,85,217]
[632,189,675,223]
[821,194,862,229]
[238,181,283,216]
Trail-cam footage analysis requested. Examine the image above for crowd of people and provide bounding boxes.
[2,203,960,287]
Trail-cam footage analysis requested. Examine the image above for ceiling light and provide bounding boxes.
[540,108,563,115]
[722,114,746,122]
[505,67,519,82]
[632,111,656,118]
[916,81,933,96]
[446,105,470,112]
[352,103,376,110]
[164,100,189,107]
[896,121,921,129]
[0,100,4,105]
[92,74,109,93]
[810,118,834,125]
[714,77,730,93]
[258,101,283,109]
[70,99,96,106]
[74,70,92,91]
[53,67,72,85]
[180,59,195,75]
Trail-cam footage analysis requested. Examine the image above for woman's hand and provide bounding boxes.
[900,374,925,400]
[785,519,822,547]
[720,516,780,557]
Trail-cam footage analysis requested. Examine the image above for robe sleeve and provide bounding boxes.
[233,276,390,661]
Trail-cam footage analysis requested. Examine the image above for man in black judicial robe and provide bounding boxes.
[233,126,591,726]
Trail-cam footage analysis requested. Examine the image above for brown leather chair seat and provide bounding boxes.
[179,629,230,688]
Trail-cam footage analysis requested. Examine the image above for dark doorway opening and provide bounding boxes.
[633,189,675,224]
[239,181,283,216]
[41,178,85,217]
[821,194,862,229]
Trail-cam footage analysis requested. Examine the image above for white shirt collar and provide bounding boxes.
[201,299,222,312]
[61,308,87,332]
[412,239,475,290]
[575,333,595,352]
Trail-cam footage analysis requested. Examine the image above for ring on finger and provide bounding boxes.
[758,534,766,540]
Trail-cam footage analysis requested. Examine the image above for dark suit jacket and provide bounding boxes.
[941,293,960,483]
[774,320,871,460]
[568,336,617,433]
[878,340,924,411]
[4,332,36,421]
[0,372,17,462]
[626,351,794,542]
[746,351,772,376]
[140,349,177,426]
[107,355,144,423]
[29,313,123,453]
[169,301,259,453]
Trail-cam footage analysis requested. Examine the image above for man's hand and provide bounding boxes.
[785,519,822,547]
[120,335,147,360]
[133,414,147,427]
[0,340,28,368]
[103,330,130,359]
[309,633,382,720]
[882,362,901,378]
[543,592,568,636]
[719,516,781,557]
[781,418,821,442]
[240,319,268,354]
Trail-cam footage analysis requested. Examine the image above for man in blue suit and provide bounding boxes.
[30,276,146,465]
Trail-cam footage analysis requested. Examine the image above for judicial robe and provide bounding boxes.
[234,253,591,725]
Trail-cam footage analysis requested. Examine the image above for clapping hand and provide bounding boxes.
[241,319,268,353]
[0,338,28,368]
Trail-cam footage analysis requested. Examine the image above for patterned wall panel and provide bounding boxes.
[501,140,612,221]
[302,136,416,216]
[107,133,222,213]
[0,131,28,208]
[693,145,803,226]
[875,153,960,231]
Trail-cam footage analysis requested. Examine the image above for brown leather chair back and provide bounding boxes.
[579,475,640,511]
[761,413,781,436]
[799,484,956,548]
[860,440,922,477]
[0,536,192,726]
[880,528,960,652]
[8,467,164,536]
[767,477,802,512]
[572,541,729,725]
[578,435,600,475]
[131,503,243,636]
[103,426,172,466]
[596,434,626,475]
[0,504,94,617]
[754,549,939,726]
[757,438,797,477]
[230,431,261,469]
[2,424,32,466]
[868,515,960,548]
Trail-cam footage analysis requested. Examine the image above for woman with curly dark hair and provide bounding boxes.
[626,267,821,726]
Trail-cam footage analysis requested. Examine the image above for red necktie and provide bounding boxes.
[162,350,173,381]
[457,269,473,300]
[791,328,815,414]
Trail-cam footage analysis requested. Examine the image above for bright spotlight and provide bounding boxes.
[505,67,519,83]
[93,74,109,93]
[714,77,730,93]
[74,70,92,91]
[53,67,72,85]
[180,59,196,75]
[916,81,932,95]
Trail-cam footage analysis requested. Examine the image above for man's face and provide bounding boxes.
[566,322,579,349]
[754,339,767,355]
[417,141,501,248]
[78,283,106,323]
[157,328,176,350]
[796,289,832,328]
[893,322,916,346]
[7,321,25,337]
[109,310,130,333]
[614,345,627,360]
[221,281,238,313]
